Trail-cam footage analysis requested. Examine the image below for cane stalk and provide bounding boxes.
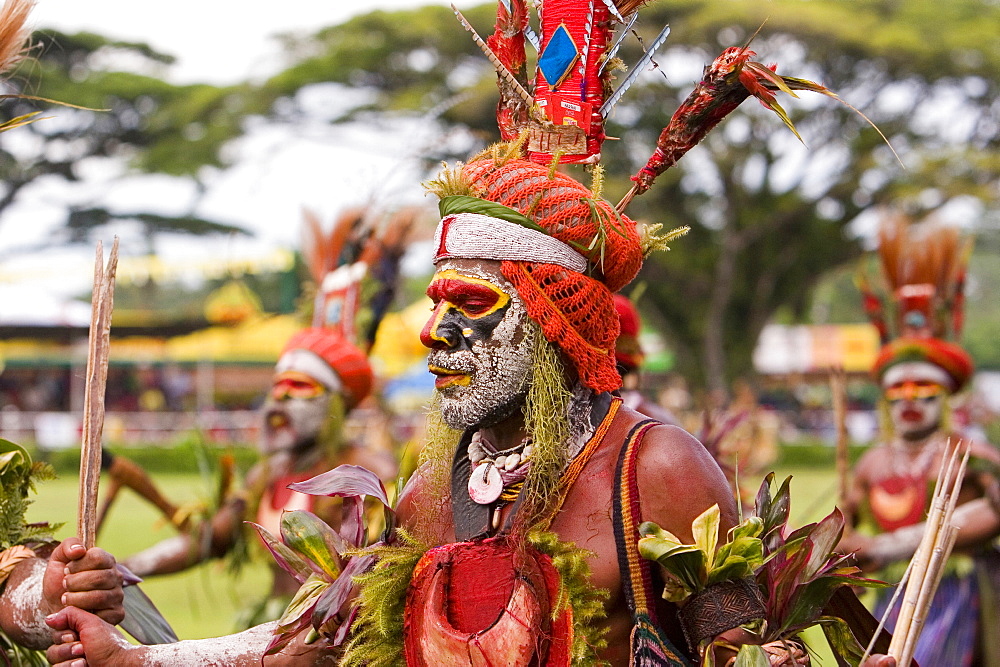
[76,238,119,549]
[883,438,969,666]
[830,366,850,508]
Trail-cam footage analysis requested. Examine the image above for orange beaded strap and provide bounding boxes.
[612,417,693,666]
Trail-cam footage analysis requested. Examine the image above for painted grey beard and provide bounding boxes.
[434,384,528,431]
[427,332,536,431]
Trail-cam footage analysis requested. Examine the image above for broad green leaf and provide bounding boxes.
[730,516,764,541]
[438,195,546,233]
[660,571,692,603]
[706,556,756,586]
[247,521,314,583]
[638,534,685,562]
[818,615,866,667]
[714,535,764,574]
[276,573,329,631]
[691,504,721,569]
[734,644,770,667]
[280,510,345,579]
[639,521,683,544]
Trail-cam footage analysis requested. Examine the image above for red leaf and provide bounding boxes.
[288,464,391,507]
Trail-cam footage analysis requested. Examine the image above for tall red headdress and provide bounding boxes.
[278,208,414,407]
[861,213,974,391]
[438,0,849,392]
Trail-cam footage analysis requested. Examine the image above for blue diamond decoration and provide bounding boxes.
[538,24,579,88]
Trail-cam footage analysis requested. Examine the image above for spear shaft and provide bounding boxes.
[77,237,119,549]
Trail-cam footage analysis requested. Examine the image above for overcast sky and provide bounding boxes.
[2,0,477,315]
[31,0,467,84]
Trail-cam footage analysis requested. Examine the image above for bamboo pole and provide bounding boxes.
[884,438,970,665]
[76,237,119,549]
[830,366,849,507]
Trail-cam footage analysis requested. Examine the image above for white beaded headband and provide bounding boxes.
[433,212,588,273]
[274,348,344,393]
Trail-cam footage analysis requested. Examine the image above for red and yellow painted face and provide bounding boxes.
[420,260,535,430]
[261,370,332,455]
[884,380,946,403]
[270,371,328,401]
[885,379,947,438]
[421,269,514,389]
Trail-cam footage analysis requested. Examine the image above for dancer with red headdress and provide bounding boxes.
[45,0,900,663]
[840,214,1000,666]
[120,208,410,624]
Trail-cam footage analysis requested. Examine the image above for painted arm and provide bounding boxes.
[122,496,246,577]
[0,538,123,650]
[46,613,339,666]
[843,497,1000,571]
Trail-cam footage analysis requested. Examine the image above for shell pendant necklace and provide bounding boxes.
[467,430,533,506]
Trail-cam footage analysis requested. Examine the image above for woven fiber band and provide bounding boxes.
[678,577,766,649]
[433,212,589,273]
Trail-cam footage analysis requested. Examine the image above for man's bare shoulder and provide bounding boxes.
[634,423,738,541]
[852,444,890,480]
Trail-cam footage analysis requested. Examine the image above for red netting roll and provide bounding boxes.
[281,328,374,407]
[462,158,643,392]
[613,293,644,372]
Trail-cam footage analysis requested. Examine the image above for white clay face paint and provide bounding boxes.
[428,260,536,431]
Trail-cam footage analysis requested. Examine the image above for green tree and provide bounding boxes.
[255,0,1000,392]
[602,0,1000,392]
[0,30,253,250]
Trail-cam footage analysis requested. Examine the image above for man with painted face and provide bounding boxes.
[840,216,1000,666]
[121,329,395,622]
[46,150,820,666]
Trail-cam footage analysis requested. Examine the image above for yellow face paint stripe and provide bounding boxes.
[431,269,511,319]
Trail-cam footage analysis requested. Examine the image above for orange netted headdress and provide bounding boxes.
[431,155,643,392]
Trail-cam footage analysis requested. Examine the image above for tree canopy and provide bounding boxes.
[6,0,999,392]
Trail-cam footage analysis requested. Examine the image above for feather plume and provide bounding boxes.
[611,0,655,16]
[0,0,34,79]
[875,212,971,339]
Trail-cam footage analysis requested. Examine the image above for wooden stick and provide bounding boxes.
[887,438,969,665]
[861,557,914,665]
[76,237,119,549]
[830,366,850,507]
[898,441,969,665]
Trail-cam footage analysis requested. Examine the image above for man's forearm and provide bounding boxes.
[862,498,1000,569]
[79,622,338,667]
[0,558,53,650]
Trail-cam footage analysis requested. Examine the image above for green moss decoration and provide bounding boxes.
[528,530,610,667]
[340,529,428,667]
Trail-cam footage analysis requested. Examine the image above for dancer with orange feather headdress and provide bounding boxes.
[45,0,898,664]
[840,213,1000,666]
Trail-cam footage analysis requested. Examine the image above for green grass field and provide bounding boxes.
[26,473,272,641]
[24,459,851,660]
